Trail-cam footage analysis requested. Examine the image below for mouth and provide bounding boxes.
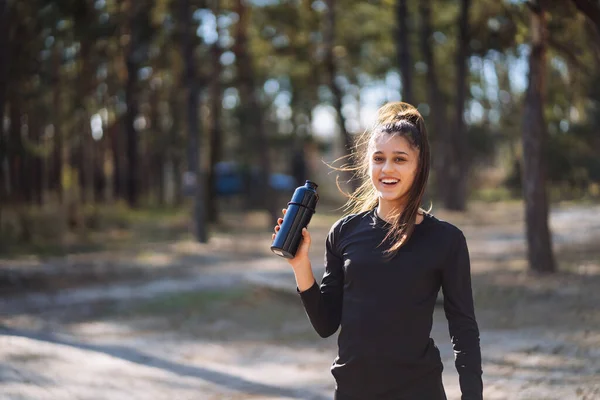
[379,178,400,188]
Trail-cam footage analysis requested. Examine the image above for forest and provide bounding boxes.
[1,0,600,273]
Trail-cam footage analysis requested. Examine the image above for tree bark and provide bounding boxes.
[521,0,556,273]
[180,0,208,242]
[110,120,123,201]
[52,41,64,204]
[324,0,355,188]
[396,0,413,104]
[8,88,22,202]
[124,0,142,207]
[419,0,448,202]
[207,4,223,223]
[0,0,9,201]
[234,0,278,225]
[444,0,470,211]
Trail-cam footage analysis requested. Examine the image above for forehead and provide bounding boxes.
[369,134,416,154]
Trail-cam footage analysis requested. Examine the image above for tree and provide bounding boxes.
[233,0,278,225]
[179,0,207,242]
[444,0,471,211]
[124,0,150,207]
[396,0,413,104]
[419,0,449,202]
[207,0,224,223]
[0,0,10,202]
[324,0,355,187]
[521,0,556,273]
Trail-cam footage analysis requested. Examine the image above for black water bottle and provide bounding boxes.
[271,180,319,259]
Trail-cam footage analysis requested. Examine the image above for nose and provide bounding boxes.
[382,159,394,174]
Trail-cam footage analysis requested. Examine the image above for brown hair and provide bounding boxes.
[335,102,431,256]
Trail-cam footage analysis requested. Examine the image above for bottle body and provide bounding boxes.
[271,180,319,259]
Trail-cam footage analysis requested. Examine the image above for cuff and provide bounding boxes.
[296,280,318,295]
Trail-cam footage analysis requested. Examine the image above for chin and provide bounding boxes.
[378,192,405,202]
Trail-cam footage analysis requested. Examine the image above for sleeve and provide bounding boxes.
[297,221,345,338]
[441,230,483,400]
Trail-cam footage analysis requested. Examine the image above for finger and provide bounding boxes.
[275,226,280,232]
[282,208,287,215]
[272,233,275,240]
[277,218,283,224]
[302,228,311,242]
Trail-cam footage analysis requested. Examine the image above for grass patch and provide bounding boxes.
[131,288,250,316]
[112,286,317,343]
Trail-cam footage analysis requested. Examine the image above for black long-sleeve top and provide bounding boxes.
[299,209,483,399]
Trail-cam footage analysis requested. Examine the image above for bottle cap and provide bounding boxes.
[305,180,318,189]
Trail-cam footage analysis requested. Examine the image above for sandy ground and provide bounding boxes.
[1,202,600,400]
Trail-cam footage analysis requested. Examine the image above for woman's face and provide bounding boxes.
[369,134,419,206]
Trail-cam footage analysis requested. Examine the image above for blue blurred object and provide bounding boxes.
[269,173,296,192]
[214,161,296,196]
[215,162,244,196]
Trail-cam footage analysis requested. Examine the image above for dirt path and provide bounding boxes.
[1,203,600,399]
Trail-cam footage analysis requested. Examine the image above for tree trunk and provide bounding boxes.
[149,79,162,206]
[180,0,208,242]
[8,88,22,202]
[94,135,106,203]
[33,115,44,206]
[521,0,556,273]
[110,120,123,201]
[419,0,449,202]
[52,42,64,204]
[396,0,413,104]
[124,0,142,208]
[207,8,223,223]
[444,0,470,211]
[0,0,9,201]
[324,0,355,188]
[234,0,278,225]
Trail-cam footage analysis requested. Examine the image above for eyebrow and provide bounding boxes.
[373,150,409,156]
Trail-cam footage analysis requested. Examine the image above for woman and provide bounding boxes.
[272,102,483,400]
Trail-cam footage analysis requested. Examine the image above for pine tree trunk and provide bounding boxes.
[124,0,141,208]
[521,1,556,273]
[419,0,448,202]
[207,18,223,223]
[8,88,22,202]
[0,0,9,201]
[396,0,413,104]
[110,121,123,201]
[234,0,278,225]
[324,0,355,189]
[445,0,470,211]
[52,42,64,204]
[180,0,208,242]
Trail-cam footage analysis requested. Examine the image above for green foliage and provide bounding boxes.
[3,0,600,246]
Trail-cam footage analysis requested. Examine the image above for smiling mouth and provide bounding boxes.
[380,179,399,187]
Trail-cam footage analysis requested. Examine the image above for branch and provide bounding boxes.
[547,34,592,77]
[571,0,600,35]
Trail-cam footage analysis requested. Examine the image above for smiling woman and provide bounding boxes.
[272,102,483,400]
[339,102,431,255]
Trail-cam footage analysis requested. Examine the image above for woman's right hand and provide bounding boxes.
[273,208,312,269]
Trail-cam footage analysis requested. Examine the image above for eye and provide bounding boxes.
[395,157,407,162]
[373,156,384,162]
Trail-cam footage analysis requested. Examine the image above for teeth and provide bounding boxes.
[382,179,398,184]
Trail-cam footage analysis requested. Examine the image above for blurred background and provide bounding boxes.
[1,0,600,399]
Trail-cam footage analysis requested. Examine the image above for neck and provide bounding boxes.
[376,200,405,223]
[376,199,423,224]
